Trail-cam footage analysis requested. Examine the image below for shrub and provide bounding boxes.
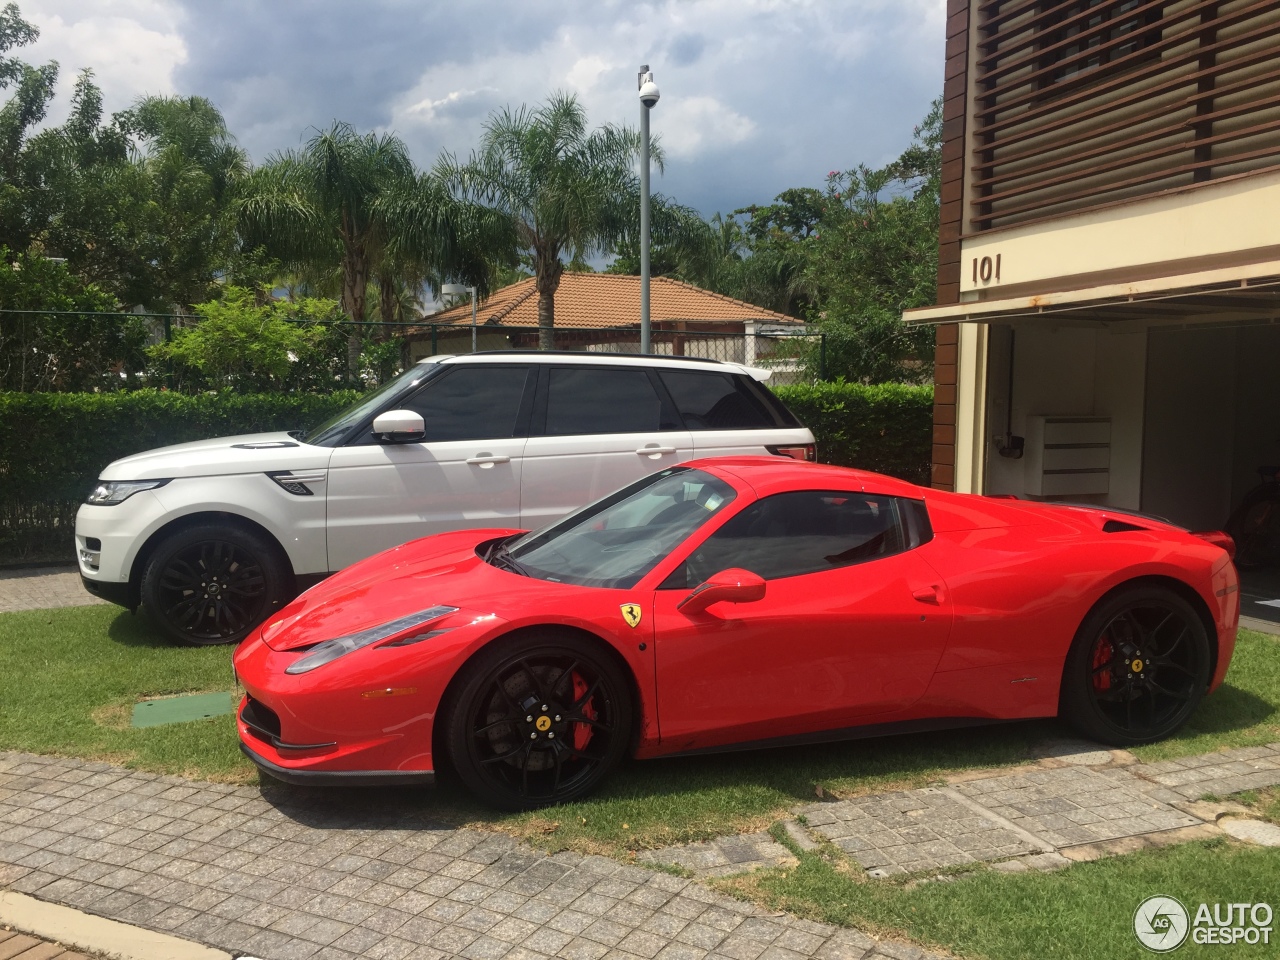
[774,381,933,484]
[0,380,935,565]
[0,390,359,563]
[147,286,350,392]
[0,248,149,392]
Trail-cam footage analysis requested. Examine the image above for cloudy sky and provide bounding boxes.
[16,0,946,218]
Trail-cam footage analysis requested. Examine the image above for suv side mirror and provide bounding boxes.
[677,568,766,615]
[372,409,425,443]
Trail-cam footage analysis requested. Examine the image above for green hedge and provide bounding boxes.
[0,382,934,565]
[0,390,359,564]
[773,381,934,485]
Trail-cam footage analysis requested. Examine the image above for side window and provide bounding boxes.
[675,490,911,586]
[544,367,674,435]
[401,365,531,442]
[658,370,776,430]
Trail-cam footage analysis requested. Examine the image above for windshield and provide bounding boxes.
[301,363,441,447]
[505,467,737,589]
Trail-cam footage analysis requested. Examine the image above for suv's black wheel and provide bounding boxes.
[1060,585,1211,745]
[140,523,292,646]
[442,631,633,810]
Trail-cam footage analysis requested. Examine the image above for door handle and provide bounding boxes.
[912,585,943,605]
[466,454,511,468]
[636,445,677,457]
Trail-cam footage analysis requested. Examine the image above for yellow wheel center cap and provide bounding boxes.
[536,715,552,732]
[1131,659,1144,673]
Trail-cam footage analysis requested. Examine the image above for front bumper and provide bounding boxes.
[241,741,434,787]
[79,575,132,608]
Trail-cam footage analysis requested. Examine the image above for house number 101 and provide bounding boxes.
[972,254,1002,284]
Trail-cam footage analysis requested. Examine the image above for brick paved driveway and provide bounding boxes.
[0,567,102,615]
[0,753,925,960]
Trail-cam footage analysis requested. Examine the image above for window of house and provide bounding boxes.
[1036,0,1164,88]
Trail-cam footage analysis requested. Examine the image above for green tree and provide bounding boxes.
[0,246,147,391]
[148,286,348,393]
[804,100,942,382]
[242,122,499,376]
[447,93,655,350]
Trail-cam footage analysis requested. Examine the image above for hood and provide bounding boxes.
[259,529,589,652]
[100,432,333,481]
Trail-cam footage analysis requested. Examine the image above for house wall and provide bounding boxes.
[925,0,1280,493]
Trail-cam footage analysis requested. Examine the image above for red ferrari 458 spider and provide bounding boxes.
[234,458,1239,809]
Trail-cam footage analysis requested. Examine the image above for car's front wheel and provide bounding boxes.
[140,522,292,646]
[442,631,633,810]
[1060,584,1211,745]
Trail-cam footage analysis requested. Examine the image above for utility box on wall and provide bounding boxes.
[1025,416,1111,497]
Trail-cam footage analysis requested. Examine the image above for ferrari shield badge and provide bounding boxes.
[620,603,643,629]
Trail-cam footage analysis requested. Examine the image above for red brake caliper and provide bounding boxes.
[1092,637,1113,692]
[571,671,596,751]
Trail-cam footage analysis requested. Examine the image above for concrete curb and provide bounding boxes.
[0,891,232,960]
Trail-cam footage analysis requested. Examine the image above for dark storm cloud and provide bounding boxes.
[167,1,943,215]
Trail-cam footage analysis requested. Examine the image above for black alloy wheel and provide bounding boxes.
[443,632,632,810]
[141,523,292,646]
[1061,585,1211,745]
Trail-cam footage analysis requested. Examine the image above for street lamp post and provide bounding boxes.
[638,65,660,354]
[440,283,478,352]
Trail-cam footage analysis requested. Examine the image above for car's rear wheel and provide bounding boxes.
[141,523,292,647]
[1060,585,1211,745]
[442,631,632,810]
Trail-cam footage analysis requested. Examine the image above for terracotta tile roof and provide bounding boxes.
[419,273,802,329]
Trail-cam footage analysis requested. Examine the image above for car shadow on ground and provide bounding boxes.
[104,608,182,649]
[1160,682,1275,743]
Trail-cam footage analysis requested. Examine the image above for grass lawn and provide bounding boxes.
[0,605,1277,859]
[3,606,1278,959]
[719,836,1280,960]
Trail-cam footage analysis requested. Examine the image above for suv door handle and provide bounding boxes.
[636,445,677,457]
[466,454,511,468]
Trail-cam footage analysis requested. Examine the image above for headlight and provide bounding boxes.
[86,479,170,506]
[285,606,459,675]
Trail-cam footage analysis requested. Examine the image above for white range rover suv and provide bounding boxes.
[76,352,815,645]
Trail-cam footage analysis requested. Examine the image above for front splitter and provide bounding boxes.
[240,742,435,787]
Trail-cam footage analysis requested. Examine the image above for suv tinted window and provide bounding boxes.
[658,370,776,430]
[402,365,531,442]
[545,367,673,435]
[672,490,910,585]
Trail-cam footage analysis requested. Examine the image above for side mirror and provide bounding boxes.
[372,409,425,443]
[677,568,766,615]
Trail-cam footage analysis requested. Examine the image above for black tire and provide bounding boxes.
[140,522,293,647]
[442,630,633,810]
[1060,585,1211,746]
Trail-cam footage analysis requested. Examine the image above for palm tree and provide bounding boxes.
[241,122,498,377]
[445,93,656,350]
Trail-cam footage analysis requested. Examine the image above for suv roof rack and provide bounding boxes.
[451,350,726,365]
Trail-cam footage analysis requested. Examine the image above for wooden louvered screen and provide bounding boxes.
[971,0,1280,231]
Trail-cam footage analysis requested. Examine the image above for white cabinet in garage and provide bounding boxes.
[1026,416,1111,496]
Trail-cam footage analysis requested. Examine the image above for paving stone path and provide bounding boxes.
[0,753,936,960]
[0,567,103,615]
[0,926,97,960]
[642,742,1280,880]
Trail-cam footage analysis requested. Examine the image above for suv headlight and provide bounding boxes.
[86,479,170,506]
[285,606,459,675]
